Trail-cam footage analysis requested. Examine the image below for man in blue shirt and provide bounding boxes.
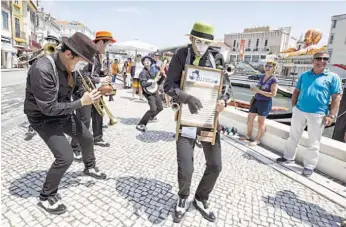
[277,52,342,177]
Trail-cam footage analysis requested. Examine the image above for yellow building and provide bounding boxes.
[11,0,27,48]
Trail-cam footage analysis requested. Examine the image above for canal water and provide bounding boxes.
[231,86,335,139]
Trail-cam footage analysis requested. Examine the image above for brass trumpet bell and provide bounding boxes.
[171,103,180,112]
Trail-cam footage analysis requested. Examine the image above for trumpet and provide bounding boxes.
[76,70,118,126]
[171,102,180,112]
[18,43,57,64]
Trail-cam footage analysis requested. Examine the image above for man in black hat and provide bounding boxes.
[164,22,232,223]
[136,56,165,132]
[24,32,107,215]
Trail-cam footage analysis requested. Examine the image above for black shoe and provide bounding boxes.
[195,140,202,148]
[72,147,82,162]
[136,124,147,132]
[276,157,294,164]
[37,194,67,215]
[24,127,36,141]
[84,167,107,179]
[173,197,187,223]
[193,198,216,222]
[149,117,158,122]
[102,125,108,129]
[94,139,110,147]
[302,168,313,177]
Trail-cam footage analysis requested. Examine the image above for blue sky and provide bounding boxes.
[41,1,346,48]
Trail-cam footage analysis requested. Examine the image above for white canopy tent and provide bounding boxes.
[107,39,158,76]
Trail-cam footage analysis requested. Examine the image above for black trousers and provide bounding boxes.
[71,105,92,148]
[138,93,163,126]
[28,114,96,199]
[332,88,346,142]
[92,101,103,140]
[177,132,222,201]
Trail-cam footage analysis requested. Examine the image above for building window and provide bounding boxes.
[345,37,346,45]
[256,39,259,47]
[247,40,251,48]
[2,11,9,30]
[328,49,333,60]
[233,40,236,47]
[14,0,19,4]
[264,39,268,47]
[329,34,334,44]
[332,20,337,28]
[15,18,20,38]
[298,45,301,50]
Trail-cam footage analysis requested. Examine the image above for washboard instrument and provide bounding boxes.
[175,65,223,145]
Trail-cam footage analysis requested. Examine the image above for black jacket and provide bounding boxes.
[24,53,84,118]
[163,46,231,105]
[139,67,165,94]
[80,53,107,84]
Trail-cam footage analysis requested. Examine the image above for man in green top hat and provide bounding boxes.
[164,21,232,223]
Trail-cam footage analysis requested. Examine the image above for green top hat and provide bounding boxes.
[186,22,217,43]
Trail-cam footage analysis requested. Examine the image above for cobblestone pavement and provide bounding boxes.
[1,87,346,227]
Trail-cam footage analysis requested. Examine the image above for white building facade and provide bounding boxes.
[224,26,296,63]
[1,0,17,69]
[328,14,346,64]
[36,11,61,46]
[23,0,41,51]
[55,20,94,40]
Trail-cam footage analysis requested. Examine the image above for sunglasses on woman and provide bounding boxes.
[314,57,329,61]
[265,64,273,68]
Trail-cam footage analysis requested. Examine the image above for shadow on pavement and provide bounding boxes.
[115,176,176,224]
[262,190,345,225]
[136,130,176,143]
[9,170,96,198]
[120,117,141,125]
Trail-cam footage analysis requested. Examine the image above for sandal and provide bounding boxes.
[239,135,250,141]
[249,140,260,146]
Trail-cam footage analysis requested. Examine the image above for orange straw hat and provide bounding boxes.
[93,31,116,43]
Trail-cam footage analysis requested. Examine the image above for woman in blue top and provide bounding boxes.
[240,61,279,146]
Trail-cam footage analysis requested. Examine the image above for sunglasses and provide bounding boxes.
[265,64,273,68]
[314,57,329,61]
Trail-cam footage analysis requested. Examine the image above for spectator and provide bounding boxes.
[122,61,130,88]
[276,52,342,177]
[239,61,279,146]
[111,59,119,83]
[131,54,143,100]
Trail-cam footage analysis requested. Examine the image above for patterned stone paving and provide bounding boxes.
[1,86,346,227]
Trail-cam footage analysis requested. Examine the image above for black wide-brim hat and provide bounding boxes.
[141,56,155,66]
[61,32,97,64]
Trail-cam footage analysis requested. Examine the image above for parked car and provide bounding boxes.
[248,75,261,80]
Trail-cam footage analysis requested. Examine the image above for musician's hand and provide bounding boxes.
[185,95,203,114]
[81,89,101,106]
[216,100,226,112]
[100,76,112,84]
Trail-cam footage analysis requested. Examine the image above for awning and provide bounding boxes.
[31,40,41,49]
[1,44,17,53]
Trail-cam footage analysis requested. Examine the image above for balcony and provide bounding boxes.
[14,31,26,43]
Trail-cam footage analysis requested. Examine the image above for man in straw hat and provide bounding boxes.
[164,22,232,223]
[70,31,116,159]
[24,32,107,215]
